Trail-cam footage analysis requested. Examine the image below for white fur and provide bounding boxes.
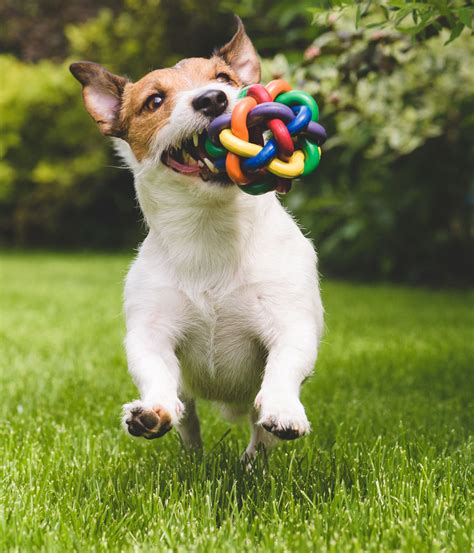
[118,83,324,455]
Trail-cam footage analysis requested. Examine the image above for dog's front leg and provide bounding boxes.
[122,322,183,440]
[121,288,190,441]
[254,296,323,442]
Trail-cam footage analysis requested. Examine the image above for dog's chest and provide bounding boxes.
[177,287,266,403]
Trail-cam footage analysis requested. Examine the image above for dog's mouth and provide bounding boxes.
[161,131,229,184]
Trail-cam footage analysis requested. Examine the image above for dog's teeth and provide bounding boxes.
[183,151,193,165]
[197,160,204,168]
[193,133,199,147]
[203,157,219,174]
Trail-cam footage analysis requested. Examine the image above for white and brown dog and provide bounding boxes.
[70,18,324,459]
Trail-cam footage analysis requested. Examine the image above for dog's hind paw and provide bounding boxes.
[122,399,182,440]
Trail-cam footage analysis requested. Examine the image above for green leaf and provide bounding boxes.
[355,4,361,28]
[445,21,465,44]
[456,7,473,29]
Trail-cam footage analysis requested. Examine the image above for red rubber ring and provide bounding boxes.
[247,85,294,161]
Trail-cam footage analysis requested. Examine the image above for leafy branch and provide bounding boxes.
[308,1,473,43]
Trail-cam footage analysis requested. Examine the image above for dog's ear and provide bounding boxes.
[215,16,260,85]
[70,61,129,137]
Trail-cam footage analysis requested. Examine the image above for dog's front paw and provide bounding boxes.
[255,391,310,440]
[122,399,183,440]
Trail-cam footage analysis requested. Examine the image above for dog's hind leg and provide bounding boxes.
[242,408,279,462]
[176,398,202,449]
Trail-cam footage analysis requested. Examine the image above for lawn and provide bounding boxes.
[0,252,472,552]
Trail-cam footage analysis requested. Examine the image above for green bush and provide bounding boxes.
[0,55,139,248]
[272,13,474,283]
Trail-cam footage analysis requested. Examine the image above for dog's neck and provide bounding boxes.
[132,161,273,292]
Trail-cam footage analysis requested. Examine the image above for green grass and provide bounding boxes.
[0,253,472,552]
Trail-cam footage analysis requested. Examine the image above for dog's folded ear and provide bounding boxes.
[70,61,129,137]
[215,16,261,85]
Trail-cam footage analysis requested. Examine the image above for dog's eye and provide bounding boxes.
[144,93,164,112]
[216,72,231,83]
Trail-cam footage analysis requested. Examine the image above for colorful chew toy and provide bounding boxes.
[205,79,327,195]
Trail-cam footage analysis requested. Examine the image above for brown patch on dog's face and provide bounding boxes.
[119,57,243,161]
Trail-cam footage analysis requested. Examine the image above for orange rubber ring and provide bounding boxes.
[226,152,251,184]
[231,96,256,142]
[228,96,257,183]
[265,79,292,100]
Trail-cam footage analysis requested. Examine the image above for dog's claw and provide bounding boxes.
[256,392,310,441]
[262,421,303,440]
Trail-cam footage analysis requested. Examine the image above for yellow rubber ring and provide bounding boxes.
[219,129,259,156]
[219,129,305,178]
[268,151,305,178]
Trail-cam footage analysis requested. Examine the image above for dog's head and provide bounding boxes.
[70,17,260,186]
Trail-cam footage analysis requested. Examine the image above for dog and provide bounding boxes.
[70,17,324,459]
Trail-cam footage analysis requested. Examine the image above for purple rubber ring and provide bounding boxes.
[208,104,294,145]
[304,122,327,145]
[207,103,327,147]
[247,103,295,126]
[208,114,231,144]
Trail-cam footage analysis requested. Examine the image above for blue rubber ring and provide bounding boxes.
[213,157,226,170]
[241,139,278,172]
[286,106,312,135]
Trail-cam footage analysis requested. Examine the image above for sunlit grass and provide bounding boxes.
[0,253,472,551]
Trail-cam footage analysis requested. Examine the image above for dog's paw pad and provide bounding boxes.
[261,416,308,440]
[256,392,310,441]
[123,403,173,440]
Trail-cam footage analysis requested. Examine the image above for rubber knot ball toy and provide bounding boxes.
[205,79,327,195]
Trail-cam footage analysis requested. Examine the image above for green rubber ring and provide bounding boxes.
[237,87,249,99]
[301,139,321,176]
[204,137,226,157]
[275,90,319,122]
[239,180,275,195]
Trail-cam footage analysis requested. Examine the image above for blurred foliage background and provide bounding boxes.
[0,0,472,284]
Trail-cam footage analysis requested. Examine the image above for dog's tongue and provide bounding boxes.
[165,154,200,174]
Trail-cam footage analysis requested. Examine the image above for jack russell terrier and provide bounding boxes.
[70,17,324,459]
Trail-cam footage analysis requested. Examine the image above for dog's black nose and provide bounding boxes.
[192,89,228,117]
